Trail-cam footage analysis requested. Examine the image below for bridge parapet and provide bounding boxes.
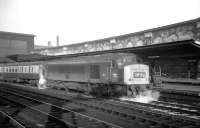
[32,18,200,56]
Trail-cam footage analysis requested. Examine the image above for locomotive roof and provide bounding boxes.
[0,53,135,66]
[46,53,135,65]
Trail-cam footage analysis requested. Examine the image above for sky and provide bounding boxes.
[0,0,200,46]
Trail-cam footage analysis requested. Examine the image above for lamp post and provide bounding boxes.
[109,39,116,81]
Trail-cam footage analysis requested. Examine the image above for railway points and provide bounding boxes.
[0,83,200,128]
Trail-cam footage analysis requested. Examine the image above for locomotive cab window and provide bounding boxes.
[90,65,100,79]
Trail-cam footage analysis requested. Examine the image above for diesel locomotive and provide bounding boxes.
[0,53,151,97]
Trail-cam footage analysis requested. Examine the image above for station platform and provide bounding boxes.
[153,83,200,96]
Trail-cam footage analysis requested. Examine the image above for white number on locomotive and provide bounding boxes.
[124,64,150,85]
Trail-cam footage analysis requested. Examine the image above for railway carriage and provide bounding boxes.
[0,53,151,97]
[0,62,40,84]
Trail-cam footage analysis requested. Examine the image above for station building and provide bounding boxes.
[0,31,35,57]
[31,18,200,83]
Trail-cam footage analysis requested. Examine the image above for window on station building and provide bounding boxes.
[90,65,100,79]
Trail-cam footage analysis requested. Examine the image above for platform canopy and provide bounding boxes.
[52,39,200,60]
[6,39,200,63]
[123,40,200,59]
[31,18,200,57]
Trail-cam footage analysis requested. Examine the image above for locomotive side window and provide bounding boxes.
[90,65,100,79]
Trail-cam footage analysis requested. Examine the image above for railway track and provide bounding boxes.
[117,98,200,119]
[0,89,122,128]
[0,110,25,128]
[1,86,200,128]
[158,91,200,106]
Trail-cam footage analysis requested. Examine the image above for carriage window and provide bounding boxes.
[9,67,12,73]
[16,66,19,73]
[31,66,34,73]
[90,65,100,79]
[20,66,22,73]
[25,66,28,73]
[22,66,24,73]
[12,67,15,73]
[29,66,33,73]
[15,67,17,72]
